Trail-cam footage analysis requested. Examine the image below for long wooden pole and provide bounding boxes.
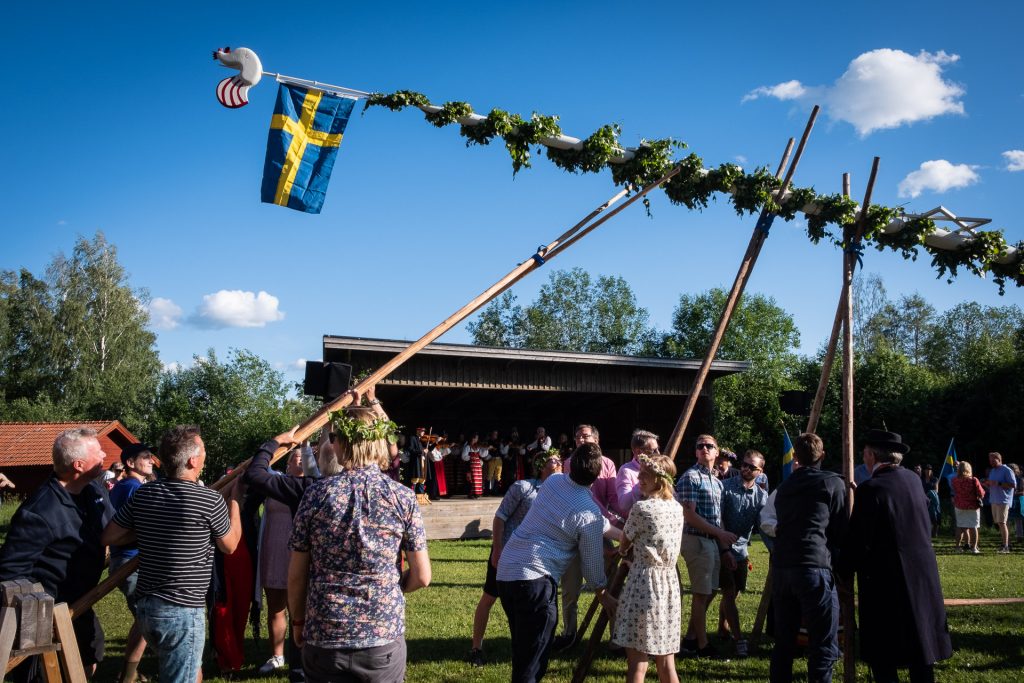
[663,105,820,460]
[571,560,630,683]
[839,157,879,683]
[806,173,851,434]
[39,168,681,642]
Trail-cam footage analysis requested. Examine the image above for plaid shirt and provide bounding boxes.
[720,475,768,559]
[675,463,723,534]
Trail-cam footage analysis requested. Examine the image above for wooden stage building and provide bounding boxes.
[322,335,749,467]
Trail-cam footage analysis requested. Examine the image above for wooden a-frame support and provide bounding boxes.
[571,106,819,683]
[55,163,684,625]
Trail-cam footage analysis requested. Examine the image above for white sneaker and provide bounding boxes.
[258,655,286,673]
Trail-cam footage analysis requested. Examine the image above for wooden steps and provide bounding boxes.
[420,497,501,540]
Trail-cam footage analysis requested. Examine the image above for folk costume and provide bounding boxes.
[841,431,951,681]
[462,441,486,498]
[427,442,449,499]
[485,437,503,495]
[408,431,430,505]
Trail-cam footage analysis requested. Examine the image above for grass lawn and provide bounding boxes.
[3,497,1023,681]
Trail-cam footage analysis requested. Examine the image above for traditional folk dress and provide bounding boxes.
[428,444,449,498]
[462,443,486,498]
[485,439,503,494]
[612,497,685,655]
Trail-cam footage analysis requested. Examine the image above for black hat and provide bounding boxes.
[863,429,910,454]
[120,442,154,467]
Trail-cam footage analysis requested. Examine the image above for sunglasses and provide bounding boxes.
[740,462,761,471]
[696,443,717,450]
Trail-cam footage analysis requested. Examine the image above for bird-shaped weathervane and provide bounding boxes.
[212,46,263,108]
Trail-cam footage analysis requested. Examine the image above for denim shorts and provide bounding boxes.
[136,595,205,683]
[109,554,140,615]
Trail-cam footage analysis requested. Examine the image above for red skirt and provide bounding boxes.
[432,459,448,497]
[469,454,483,496]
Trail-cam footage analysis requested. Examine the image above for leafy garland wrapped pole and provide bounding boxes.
[662,105,819,461]
[14,167,682,660]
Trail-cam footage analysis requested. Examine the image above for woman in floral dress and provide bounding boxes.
[606,453,684,683]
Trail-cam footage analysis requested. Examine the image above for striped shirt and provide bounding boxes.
[496,473,606,589]
[112,479,230,607]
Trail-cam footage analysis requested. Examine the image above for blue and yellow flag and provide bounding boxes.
[261,84,355,213]
[938,438,958,483]
[781,425,795,481]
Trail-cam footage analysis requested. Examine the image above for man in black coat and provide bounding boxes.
[0,427,114,681]
[841,430,952,683]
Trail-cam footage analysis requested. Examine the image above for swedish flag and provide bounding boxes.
[938,437,958,483]
[781,425,795,481]
[261,84,355,213]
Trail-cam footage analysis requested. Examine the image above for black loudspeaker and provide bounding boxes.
[303,361,353,402]
[779,390,813,416]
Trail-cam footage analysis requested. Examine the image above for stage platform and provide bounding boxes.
[420,497,500,540]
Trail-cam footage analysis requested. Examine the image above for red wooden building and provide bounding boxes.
[0,421,140,495]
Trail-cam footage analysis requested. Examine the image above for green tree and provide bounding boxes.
[0,269,55,404]
[923,302,1023,380]
[469,268,655,355]
[659,289,801,459]
[148,349,312,476]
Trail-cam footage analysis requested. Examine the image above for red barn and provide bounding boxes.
[0,421,141,495]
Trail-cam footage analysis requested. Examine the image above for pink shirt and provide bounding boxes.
[614,457,642,519]
[563,454,620,526]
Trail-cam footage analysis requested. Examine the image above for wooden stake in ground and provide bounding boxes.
[663,105,820,461]
[63,166,683,623]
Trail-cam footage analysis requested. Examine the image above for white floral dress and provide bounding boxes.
[611,496,684,655]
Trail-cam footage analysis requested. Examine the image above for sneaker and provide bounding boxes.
[696,643,720,659]
[468,648,485,667]
[258,655,285,674]
[971,548,981,555]
[551,633,579,652]
[735,639,749,658]
[998,546,1011,554]
[680,637,699,654]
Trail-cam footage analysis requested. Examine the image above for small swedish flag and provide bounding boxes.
[261,83,355,213]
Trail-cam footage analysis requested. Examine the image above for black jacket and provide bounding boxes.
[840,465,952,666]
[773,465,847,570]
[0,476,113,602]
[242,440,313,515]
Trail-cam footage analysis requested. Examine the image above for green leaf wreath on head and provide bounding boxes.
[329,408,401,445]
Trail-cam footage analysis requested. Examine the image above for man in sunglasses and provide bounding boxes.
[718,450,768,658]
[675,434,738,657]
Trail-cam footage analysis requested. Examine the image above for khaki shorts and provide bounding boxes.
[681,533,720,595]
[992,503,1010,525]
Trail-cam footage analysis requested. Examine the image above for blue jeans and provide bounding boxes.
[137,595,205,683]
[770,566,839,683]
[498,576,559,682]
[110,554,140,615]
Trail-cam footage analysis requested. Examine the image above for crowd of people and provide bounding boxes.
[0,398,1018,683]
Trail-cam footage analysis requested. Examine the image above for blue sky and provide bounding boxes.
[3,1,1022,381]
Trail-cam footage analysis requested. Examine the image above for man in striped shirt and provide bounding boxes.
[496,442,608,682]
[102,425,242,683]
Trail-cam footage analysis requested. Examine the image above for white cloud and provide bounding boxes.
[897,159,979,199]
[1003,150,1024,171]
[742,79,807,103]
[149,297,183,330]
[163,361,182,373]
[291,357,308,370]
[194,290,285,328]
[744,49,965,136]
[734,154,748,165]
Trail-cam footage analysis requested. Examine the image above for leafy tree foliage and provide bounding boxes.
[469,268,656,354]
[147,349,314,476]
[0,233,160,429]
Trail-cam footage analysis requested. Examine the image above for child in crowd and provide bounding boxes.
[603,453,684,683]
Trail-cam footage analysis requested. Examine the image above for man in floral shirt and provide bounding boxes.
[288,417,431,683]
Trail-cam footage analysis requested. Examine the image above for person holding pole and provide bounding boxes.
[840,430,951,683]
[674,434,738,657]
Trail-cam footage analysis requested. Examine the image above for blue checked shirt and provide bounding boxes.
[675,463,724,534]
[496,473,607,589]
[720,475,768,559]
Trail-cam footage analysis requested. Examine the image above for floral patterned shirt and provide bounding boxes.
[289,464,426,648]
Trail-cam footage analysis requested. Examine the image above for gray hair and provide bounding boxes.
[867,445,903,466]
[159,425,203,477]
[631,429,659,453]
[52,428,99,473]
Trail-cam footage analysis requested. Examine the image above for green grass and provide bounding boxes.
[3,501,1023,681]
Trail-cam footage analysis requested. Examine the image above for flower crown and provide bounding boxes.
[329,408,400,445]
[638,452,674,485]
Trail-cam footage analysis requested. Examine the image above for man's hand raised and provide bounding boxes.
[273,425,300,447]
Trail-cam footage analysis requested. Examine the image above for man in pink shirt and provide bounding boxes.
[553,424,620,651]
[613,429,660,519]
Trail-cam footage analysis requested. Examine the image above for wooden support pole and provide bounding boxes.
[806,172,851,434]
[576,554,620,642]
[64,167,682,622]
[749,563,773,644]
[839,157,879,683]
[571,559,630,683]
[664,105,820,460]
